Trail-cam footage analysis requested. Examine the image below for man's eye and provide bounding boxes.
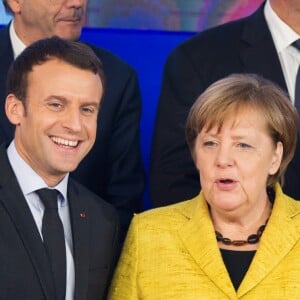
[49,102,62,109]
[81,107,94,114]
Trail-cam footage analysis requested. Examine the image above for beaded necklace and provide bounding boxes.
[215,219,268,246]
[214,187,274,246]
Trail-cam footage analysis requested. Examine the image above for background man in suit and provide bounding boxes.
[151,0,300,206]
[1,36,119,299]
[1,0,144,237]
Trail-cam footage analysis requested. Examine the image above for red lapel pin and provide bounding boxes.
[80,212,86,218]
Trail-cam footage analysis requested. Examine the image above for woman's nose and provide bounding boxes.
[215,145,234,168]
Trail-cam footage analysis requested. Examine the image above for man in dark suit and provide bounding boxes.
[1,36,119,299]
[0,0,144,236]
[151,0,300,206]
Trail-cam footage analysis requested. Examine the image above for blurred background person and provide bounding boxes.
[151,0,300,206]
[109,74,300,299]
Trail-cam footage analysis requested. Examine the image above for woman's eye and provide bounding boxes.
[203,141,217,147]
[237,143,251,149]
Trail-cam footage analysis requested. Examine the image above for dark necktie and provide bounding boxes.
[36,188,66,300]
[293,39,300,114]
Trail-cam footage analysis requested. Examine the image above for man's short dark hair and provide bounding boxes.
[6,36,105,102]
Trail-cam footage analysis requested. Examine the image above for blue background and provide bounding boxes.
[81,28,195,207]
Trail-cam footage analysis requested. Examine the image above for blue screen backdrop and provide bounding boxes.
[81,28,195,208]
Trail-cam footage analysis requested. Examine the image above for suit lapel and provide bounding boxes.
[68,181,90,300]
[0,145,55,299]
[178,186,300,299]
[178,194,237,299]
[238,186,300,296]
[239,4,287,92]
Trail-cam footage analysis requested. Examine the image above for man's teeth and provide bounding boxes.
[51,137,78,147]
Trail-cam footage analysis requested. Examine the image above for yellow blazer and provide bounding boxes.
[108,184,300,299]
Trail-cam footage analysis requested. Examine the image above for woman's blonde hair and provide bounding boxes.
[186,73,298,187]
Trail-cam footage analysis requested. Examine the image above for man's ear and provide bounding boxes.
[5,94,25,125]
[6,0,22,14]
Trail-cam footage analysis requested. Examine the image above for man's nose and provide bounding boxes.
[66,0,85,8]
[61,109,82,132]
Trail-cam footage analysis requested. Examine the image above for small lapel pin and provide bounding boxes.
[80,212,86,218]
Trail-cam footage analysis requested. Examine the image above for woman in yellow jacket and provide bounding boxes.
[109,74,300,299]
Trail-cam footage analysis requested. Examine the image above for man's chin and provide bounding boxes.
[55,28,82,41]
[55,162,81,175]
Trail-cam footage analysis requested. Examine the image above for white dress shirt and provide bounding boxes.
[264,0,300,103]
[9,20,26,59]
[7,141,75,300]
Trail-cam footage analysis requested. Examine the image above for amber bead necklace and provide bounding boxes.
[215,188,274,246]
[215,218,268,246]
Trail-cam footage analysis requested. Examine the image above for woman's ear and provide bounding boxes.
[269,141,283,175]
[5,94,25,126]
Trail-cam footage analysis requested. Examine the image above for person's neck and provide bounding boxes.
[13,18,42,46]
[210,199,272,251]
[269,0,300,34]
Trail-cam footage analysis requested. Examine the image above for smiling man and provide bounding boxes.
[9,59,102,185]
[0,36,119,300]
[0,0,144,239]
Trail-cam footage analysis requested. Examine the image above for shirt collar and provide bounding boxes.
[9,20,26,59]
[264,0,300,53]
[7,140,69,204]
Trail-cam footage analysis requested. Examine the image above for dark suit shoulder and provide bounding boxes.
[184,18,245,50]
[170,4,265,63]
[161,16,249,99]
[163,4,271,92]
[0,25,10,44]
[84,42,137,78]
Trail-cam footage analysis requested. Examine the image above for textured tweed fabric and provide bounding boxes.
[109,184,300,299]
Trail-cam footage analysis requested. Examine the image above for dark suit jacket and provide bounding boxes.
[0,144,119,300]
[151,2,300,206]
[0,25,145,235]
